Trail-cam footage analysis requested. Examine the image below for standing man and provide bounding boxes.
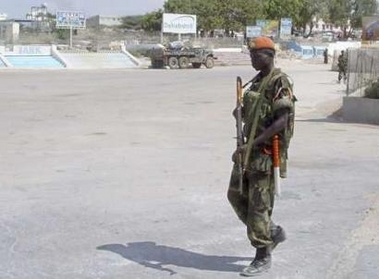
[337,50,348,83]
[228,36,296,277]
[323,48,328,64]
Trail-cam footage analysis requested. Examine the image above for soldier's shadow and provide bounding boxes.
[97,241,250,275]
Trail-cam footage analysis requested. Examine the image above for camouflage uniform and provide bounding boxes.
[337,51,348,83]
[228,68,295,248]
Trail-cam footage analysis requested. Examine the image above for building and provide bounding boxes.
[0,13,7,21]
[0,21,20,43]
[25,3,51,31]
[26,4,48,21]
[308,18,346,34]
[86,15,123,28]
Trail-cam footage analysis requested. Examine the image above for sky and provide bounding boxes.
[0,0,166,18]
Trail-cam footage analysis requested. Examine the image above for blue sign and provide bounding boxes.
[256,20,269,28]
[280,18,292,37]
[246,26,262,38]
[56,11,86,29]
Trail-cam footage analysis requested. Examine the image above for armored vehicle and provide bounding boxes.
[150,41,216,69]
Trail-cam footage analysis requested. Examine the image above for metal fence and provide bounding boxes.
[347,47,379,96]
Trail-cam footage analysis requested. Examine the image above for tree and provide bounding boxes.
[350,0,378,30]
[263,0,304,21]
[328,0,377,38]
[162,0,265,34]
[295,0,326,37]
[142,0,378,38]
[164,0,221,31]
[215,0,265,34]
[141,10,163,31]
[120,15,144,30]
[195,0,223,31]
[164,0,194,13]
[328,0,350,35]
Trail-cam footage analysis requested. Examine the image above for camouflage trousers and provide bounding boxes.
[338,69,347,82]
[227,163,277,248]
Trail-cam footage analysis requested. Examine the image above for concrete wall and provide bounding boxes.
[286,40,362,65]
[0,53,11,67]
[343,96,379,124]
[0,22,20,43]
[12,45,51,55]
[51,45,68,68]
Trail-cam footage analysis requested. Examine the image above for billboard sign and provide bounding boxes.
[280,18,292,37]
[56,11,86,29]
[162,13,196,34]
[362,16,379,41]
[246,26,262,38]
[256,19,279,38]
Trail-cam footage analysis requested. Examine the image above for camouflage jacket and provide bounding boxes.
[242,68,295,175]
[338,54,348,70]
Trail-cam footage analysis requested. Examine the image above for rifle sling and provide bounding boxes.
[243,70,275,171]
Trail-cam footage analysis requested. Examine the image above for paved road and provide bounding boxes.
[0,61,378,279]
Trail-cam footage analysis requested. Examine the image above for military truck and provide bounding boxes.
[150,41,216,69]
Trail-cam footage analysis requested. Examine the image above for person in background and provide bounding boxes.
[323,48,328,64]
[337,50,348,83]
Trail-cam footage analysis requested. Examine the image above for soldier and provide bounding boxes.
[323,48,328,64]
[337,50,348,83]
[228,36,296,277]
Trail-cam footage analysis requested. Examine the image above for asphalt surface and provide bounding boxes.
[0,61,378,279]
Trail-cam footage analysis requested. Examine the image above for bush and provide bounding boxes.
[364,79,379,99]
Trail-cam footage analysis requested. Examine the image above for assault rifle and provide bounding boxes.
[235,76,244,189]
[235,74,282,197]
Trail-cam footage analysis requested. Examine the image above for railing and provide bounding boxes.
[346,48,379,97]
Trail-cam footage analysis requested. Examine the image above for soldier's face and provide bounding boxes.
[250,50,272,70]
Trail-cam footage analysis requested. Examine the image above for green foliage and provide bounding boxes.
[364,79,379,99]
[140,0,321,33]
[145,0,265,32]
[141,10,163,31]
[297,0,327,32]
[263,0,303,21]
[350,0,378,29]
[328,0,377,36]
[55,29,69,40]
[120,15,144,30]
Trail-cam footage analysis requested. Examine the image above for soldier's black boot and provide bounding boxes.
[270,225,286,252]
[240,247,271,277]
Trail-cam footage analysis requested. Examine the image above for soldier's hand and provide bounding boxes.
[232,106,244,119]
[232,144,247,163]
[232,107,238,119]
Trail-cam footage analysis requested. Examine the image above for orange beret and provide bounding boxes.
[248,36,275,51]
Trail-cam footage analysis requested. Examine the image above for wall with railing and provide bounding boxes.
[346,47,379,97]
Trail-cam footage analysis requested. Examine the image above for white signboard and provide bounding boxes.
[162,13,196,34]
[246,26,262,38]
[56,11,86,29]
[280,18,292,37]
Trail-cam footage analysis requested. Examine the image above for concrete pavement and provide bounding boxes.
[0,61,378,279]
